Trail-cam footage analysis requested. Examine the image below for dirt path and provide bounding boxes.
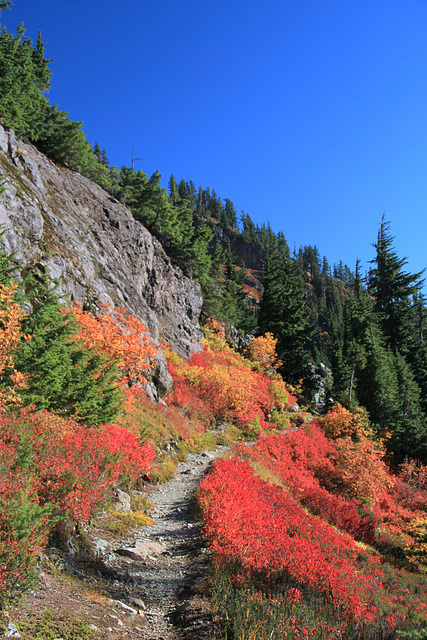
[10,448,226,640]
[130,449,225,639]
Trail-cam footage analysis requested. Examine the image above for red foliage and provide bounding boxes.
[199,457,427,632]
[235,416,427,551]
[165,334,296,430]
[199,458,380,623]
[0,409,154,522]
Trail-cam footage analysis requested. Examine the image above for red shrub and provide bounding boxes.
[165,334,295,430]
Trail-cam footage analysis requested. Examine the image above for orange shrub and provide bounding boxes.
[203,318,225,338]
[0,282,28,406]
[165,331,296,430]
[69,303,158,387]
[319,403,372,441]
[329,436,394,505]
[245,332,282,373]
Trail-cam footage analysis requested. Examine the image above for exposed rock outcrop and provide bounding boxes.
[0,125,203,394]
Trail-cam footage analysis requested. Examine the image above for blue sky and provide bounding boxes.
[2,0,427,281]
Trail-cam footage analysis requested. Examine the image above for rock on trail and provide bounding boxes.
[110,449,227,640]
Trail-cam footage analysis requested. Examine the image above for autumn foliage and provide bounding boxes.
[0,282,28,406]
[199,454,427,638]
[199,402,427,638]
[70,303,158,388]
[245,331,282,373]
[0,289,157,606]
[0,408,154,604]
[165,325,296,431]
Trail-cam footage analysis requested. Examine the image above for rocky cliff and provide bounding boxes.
[0,125,203,394]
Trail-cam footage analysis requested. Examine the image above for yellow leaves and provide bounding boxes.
[202,320,229,352]
[270,375,297,410]
[399,517,427,573]
[320,403,373,441]
[0,282,28,407]
[245,332,282,373]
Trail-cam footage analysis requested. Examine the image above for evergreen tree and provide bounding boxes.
[258,235,311,385]
[342,261,371,406]
[32,31,52,92]
[93,142,102,163]
[13,275,122,425]
[407,292,427,415]
[168,174,179,203]
[368,216,424,353]
[339,260,399,436]
[390,351,427,462]
[100,148,109,167]
[195,186,205,217]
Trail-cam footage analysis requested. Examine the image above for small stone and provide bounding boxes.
[129,597,146,610]
[112,600,137,615]
[115,489,131,513]
[5,623,21,638]
[115,539,165,561]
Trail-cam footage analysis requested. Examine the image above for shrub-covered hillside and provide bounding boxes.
[2,3,427,638]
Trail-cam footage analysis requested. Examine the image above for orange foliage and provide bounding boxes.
[203,318,225,338]
[329,436,394,504]
[319,403,372,441]
[313,405,392,505]
[245,332,282,373]
[69,303,158,387]
[0,283,28,406]
[166,331,296,430]
[311,406,392,505]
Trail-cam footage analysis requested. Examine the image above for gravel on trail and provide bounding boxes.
[95,446,230,640]
[130,448,227,640]
[7,448,228,640]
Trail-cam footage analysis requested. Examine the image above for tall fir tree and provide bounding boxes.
[368,216,424,353]
[258,235,311,385]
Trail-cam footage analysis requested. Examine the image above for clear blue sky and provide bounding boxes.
[2,0,427,281]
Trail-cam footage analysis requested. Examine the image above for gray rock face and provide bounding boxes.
[0,125,203,395]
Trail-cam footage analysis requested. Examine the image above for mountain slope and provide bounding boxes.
[0,124,203,393]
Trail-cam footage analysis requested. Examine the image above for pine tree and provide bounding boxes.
[13,275,122,425]
[168,174,179,203]
[100,148,109,167]
[93,142,102,163]
[343,261,370,406]
[258,235,311,384]
[32,31,52,92]
[390,351,426,462]
[368,216,424,353]
[0,1,12,13]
